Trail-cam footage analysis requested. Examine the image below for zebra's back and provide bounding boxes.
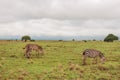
[83,49,101,58]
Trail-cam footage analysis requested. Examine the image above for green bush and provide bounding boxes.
[21,35,31,42]
[104,34,118,42]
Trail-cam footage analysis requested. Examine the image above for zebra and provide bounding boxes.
[82,49,105,65]
[23,44,44,58]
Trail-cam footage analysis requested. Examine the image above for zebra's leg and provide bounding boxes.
[37,51,40,57]
[26,50,32,59]
[101,57,105,64]
[26,52,30,58]
[35,50,39,57]
[92,57,97,64]
[25,49,29,58]
[35,50,41,58]
[38,50,44,57]
[28,52,32,59]
[95,57,97,64]
[40,50,44,56]
[82,55,87,65]
[24,49,28,57]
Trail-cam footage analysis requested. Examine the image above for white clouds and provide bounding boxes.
[0,18,120,40]
[0,0,120,40]
[0,0,120,22]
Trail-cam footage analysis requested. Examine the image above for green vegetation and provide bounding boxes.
[104,34,119,42]
[21,35,31,42]
[0,40,120,80]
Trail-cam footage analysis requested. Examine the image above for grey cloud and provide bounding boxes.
[0,0,120,40]
[0,18,120,37]
[0,0,120,23]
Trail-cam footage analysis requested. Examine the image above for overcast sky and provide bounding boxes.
[0,0,120,40]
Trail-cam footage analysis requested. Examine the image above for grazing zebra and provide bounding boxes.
[82,49,105,65]
[23,44,44,58]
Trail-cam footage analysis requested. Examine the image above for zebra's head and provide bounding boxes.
[100,53,106,63]
[99,53,104,58]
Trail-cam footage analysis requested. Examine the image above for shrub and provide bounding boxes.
[104,34,118,42]
[21,35,31,42]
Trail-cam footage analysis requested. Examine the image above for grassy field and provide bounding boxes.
[0,40,120,80]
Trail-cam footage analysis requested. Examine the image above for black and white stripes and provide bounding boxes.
[82,49,105,65]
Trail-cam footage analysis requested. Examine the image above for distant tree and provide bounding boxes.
[104,34,119,42]
[93,39,96,41]
[31,39,35,42]
[72,39,75,41]
[21,35,31,42]
[58,40,63,41]
[83,40,87,42]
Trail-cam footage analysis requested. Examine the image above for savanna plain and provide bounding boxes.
[0,40,120,80]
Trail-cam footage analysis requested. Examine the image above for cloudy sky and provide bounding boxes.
[0,0,120,40]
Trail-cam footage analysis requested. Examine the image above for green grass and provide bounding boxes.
[0,40,120,80]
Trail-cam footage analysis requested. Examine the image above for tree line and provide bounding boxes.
[21,34,119,42]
